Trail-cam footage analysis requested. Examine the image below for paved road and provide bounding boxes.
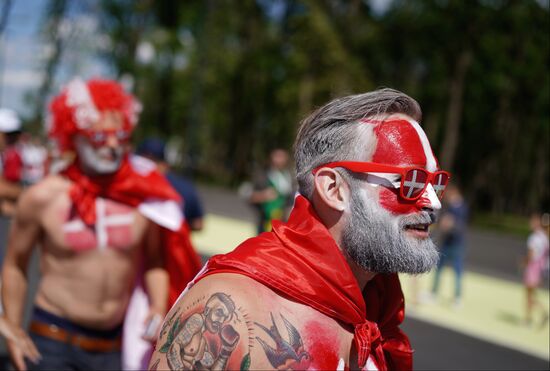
[0,185,548,370]
[403,317,549,370]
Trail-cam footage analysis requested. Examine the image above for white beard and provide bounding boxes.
[75,136,124,175]
[342,186,440,274]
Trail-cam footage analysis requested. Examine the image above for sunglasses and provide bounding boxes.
[81,129,131,147]
[312,161,451,201]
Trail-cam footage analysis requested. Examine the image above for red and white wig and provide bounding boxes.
[46,78,141,153]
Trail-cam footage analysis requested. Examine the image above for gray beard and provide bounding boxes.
[341,187,440,274]
[75,137,123,175]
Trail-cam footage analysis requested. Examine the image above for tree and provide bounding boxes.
[96,0,548,214]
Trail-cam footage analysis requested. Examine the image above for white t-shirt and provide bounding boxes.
[527,230,549,262]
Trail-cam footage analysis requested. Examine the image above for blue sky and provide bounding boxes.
[0,0,112,120]
[0,0,397,121]
[0,0,46,116]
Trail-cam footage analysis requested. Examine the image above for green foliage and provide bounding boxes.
[471,212,531,237]
[95,0,548,215]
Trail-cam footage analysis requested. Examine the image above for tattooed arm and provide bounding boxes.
[150,274,259,370]
[149,273,343,370]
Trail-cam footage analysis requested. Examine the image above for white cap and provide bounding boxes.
[0,108,22,133]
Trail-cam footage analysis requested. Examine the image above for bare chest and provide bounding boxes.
[42,195,148,253]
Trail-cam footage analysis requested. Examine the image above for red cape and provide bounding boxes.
[63,157,202,308]
[199,195,412,370]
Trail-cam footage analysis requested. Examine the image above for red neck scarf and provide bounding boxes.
[200,195,412,370]
[63,156,181,225]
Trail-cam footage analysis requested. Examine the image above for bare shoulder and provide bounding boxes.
[18,175,70,212]
[5,175,71,255]
[149,273,349,371]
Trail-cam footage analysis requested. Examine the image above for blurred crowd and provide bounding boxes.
[0,109,47,216]
[0,79,207,370]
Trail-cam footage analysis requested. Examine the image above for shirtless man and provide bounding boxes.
[1,78,184,370]
[151,88,448,370]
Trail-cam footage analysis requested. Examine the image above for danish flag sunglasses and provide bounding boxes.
[81,129,132,147]
[312,161,451,201]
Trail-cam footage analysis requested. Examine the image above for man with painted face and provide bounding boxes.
[150,88,449,370]
[0,78,201,371]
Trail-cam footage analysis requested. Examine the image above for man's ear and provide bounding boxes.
[313,168,350,212]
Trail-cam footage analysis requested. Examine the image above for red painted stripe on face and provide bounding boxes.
[370,119,430,214]
[372,119,427,167]
[379,187,420,215]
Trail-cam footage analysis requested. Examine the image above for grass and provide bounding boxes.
[470,212,531,237]
[401,269,550,360]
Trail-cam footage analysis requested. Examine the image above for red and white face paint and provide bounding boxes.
[368,118,441,215]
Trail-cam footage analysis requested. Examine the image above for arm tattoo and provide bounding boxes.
[255,312,312,369]
[148,358,160,371]
[167,342,186,370]
[165,292,247,370]
[179,314,204,345]
[160,308,180,339]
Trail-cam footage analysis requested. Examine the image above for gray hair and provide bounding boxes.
[293,88,422,198]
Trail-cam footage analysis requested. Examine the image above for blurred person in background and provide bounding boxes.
[127,137,204,370]
[149,88,449,370]
[18,133,48,187]
[248,148,294,234]
[430,183,469,308]
[0,108,25,328]
[136,137,205,232]
[543,213,550,279]
[522,213,549,328]
[0,78,199,371]
[0,108,24,216]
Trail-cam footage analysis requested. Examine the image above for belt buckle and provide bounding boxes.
[47,324,69,342]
